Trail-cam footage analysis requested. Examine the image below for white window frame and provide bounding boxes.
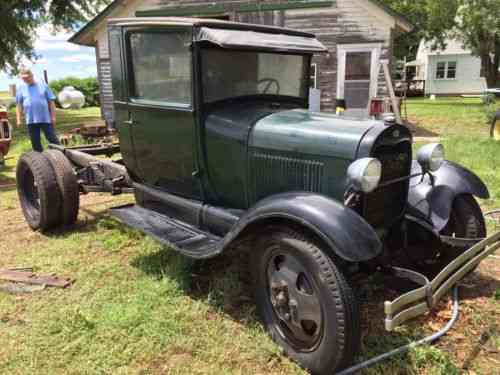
[337,43,382,101]
[435,61,457,80]
[310,63,318,89]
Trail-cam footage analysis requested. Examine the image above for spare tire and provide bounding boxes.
[16,152,62,231]
[44,150,80,225]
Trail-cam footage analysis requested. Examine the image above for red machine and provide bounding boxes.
[0,107,12,165]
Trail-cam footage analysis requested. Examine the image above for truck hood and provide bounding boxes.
[250,109,379,160]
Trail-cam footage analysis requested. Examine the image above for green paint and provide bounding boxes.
[136,1,334,17]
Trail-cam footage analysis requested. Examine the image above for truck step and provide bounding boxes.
[110,204,222,258]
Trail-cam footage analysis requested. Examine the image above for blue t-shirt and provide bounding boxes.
[16,82,56,125]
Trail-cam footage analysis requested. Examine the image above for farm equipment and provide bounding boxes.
[0,106,12,165]
[15,18,500,374]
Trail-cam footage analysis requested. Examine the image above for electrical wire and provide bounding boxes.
[336,287,460,375]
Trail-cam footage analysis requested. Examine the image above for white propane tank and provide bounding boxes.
[58,86,85,109]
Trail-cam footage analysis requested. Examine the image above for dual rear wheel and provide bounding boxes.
[16,151,79,231]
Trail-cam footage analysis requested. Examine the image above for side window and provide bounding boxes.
[436,62,446,79]
[447,61,457,79]
[129,31,192,106]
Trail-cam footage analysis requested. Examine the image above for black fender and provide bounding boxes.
[407,160,489,231]
[221,192,382,262]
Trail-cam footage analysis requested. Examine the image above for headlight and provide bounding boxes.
[347,158,382,193]
[417,143,445,172]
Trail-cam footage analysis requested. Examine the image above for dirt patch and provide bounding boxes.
[405,118,440,138]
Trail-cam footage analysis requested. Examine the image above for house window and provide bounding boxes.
[447,61,457,79]
[310,63,318,89]
[436,61,457,80]
[128,31,192,106]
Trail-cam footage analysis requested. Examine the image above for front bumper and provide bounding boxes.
[384,231,500,331]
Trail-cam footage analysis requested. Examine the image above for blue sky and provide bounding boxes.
[0,26,97,92]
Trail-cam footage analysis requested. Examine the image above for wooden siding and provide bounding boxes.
[93,0,397,121]
[97,57,114,125]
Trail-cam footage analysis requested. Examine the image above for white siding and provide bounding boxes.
[426,54,487,95]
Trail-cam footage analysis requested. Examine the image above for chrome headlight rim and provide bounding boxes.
[417,143,445,172]
[347,158,382,194]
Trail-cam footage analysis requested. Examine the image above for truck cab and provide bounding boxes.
[15,17,498,375]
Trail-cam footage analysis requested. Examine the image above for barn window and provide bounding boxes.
[310,63,318,89]
[436,61,457,80]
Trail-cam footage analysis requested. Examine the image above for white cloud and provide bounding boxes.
[35,40,80,52]
[61,54,95,63]
[34,25,80,52]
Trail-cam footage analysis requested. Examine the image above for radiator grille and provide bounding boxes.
[251,152,324,202]
[363,142,411,228]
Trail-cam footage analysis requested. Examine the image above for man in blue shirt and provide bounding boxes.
[16,68,60,152]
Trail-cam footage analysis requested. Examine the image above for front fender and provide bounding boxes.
[222,192,382,262]
[408,161,489,231]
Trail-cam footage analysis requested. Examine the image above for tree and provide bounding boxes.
[0,0,110,74]
[381,0,500,87]
[456,0,500,88]
[380,0,458,60]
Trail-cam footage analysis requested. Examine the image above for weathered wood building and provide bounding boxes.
[70,0,412,126]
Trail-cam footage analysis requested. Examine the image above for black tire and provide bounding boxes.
[250,226,360,374]
[43,150,80,225]
[16,152,63,231]
[439,194,486,266]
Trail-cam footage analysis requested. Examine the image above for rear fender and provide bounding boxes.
[408,161,489,231]
[222,192,382,262]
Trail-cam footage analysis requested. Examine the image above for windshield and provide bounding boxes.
[201,48,308,103]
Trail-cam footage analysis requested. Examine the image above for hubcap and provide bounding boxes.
[267,253,323,350]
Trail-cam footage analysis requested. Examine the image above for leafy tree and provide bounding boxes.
[456,0,500,88]
[0,0,110,74]
[382,0,500,87]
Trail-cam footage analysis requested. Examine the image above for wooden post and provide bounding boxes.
[381,59,403,124]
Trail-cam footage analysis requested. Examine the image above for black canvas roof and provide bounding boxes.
[108,17,328,53]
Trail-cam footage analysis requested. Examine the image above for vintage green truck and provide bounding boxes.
[16,18,500,374]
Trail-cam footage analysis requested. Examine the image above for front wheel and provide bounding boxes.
[439,194,486,266]
[250,226,360,374]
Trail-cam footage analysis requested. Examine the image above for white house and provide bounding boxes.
[408,39,487,96]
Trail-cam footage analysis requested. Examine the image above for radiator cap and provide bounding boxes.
[383,113,396,126]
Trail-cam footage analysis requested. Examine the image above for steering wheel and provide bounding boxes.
[258,78,281,95]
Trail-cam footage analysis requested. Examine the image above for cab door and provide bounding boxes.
[125,28,201,199]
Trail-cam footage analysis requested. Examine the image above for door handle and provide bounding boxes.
[124,119,138,125]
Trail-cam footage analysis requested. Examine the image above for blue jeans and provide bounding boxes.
[28,123,60,152]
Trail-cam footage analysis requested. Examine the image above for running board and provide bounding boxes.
[110,204,223,259]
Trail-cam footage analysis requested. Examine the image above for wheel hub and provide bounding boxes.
[267,253,323,349]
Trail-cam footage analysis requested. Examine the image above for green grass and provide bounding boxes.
[406,97,494,137]
[0,100,499,374]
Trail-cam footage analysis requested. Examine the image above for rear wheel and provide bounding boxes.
[439,194,486,267]
[16,152,62,231]
[44,150,80,225]
[250,226,360,374]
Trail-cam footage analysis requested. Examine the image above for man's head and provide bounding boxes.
[19,68,35,85]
